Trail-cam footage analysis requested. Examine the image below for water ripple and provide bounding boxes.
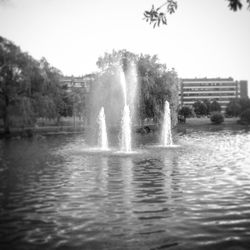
[1,130,250,249]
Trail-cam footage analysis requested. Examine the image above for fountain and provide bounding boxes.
[97,107,109,150]
[121,104,132,152]
[161,100,173,146]
[120,67,128,106]
[119,68,132,153]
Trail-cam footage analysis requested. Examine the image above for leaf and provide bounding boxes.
[167,0,178,14]
[162,16,167,25]
[228,0,242,11]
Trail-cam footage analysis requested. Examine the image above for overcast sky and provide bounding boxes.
[0,0,250,91]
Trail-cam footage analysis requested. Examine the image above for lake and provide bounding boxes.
[0,127,250,250]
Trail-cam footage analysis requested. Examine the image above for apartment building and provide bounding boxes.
[179,78,248,111]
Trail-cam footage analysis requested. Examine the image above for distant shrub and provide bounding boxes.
[239,109,250,125]
[178,106,192,118]
[210,112,224,124]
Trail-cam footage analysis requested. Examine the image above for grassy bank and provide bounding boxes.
[176,117,250,132]
[1,117,249,139]
[0,126,85,138]
[0,117,87,138]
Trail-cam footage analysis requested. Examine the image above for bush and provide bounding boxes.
[178,106,192,118]
[239,108,250,125]
[210,112,224,124]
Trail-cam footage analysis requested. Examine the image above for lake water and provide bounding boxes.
[1,127,250,250]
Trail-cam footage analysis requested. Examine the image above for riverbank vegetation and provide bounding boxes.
[0,36,77,135]
[1,38,179,137]
[179,97,250,125]
[93,50,179,127]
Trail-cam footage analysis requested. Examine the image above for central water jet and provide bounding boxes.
[161,100,173,146]
[121,104,132,152]
[119,68,132,153]
[97,107,109,150]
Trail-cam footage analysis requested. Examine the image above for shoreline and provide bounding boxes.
[0,118,249,139]
[175,117,250,134]
[0,125,85,138]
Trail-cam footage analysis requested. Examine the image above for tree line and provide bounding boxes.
[179,98,250,122]
[0,36,78,135]
[1,38,180,135]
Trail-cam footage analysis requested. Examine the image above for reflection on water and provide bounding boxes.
[1,129,250,249]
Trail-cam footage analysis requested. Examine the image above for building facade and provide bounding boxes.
[60,74,95,93]
[179,78,248,111]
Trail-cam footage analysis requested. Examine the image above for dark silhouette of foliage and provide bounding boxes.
[210,100,221,112]
[203,99,211,115]
[144,0,250,27]
[178,106,192,118]
[238,98,250,112]
[193,101,207,116]
[239,108,250,124]
[228,0,250,10]
[0,36,70,134]
[225,97,250,118]
[143,1,177,28]
[210,112,224,124]
[226,99,242,117]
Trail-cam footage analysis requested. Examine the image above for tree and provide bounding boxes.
[0,36,65,134]
[238,97,250,112]
[225,97,250,117]
[144,0,250,27]
[30,57,64,122]
[193,101,207,116]
[226,99,242,117]
[137,54,179,125]
[95,50,179,127]
[96,49,137,73]
[203,99,211,116]
[178,106,192,118]
[39,58,64,122]
[239,108,250,124]
[0,36,36,134]
[210,100,221,112]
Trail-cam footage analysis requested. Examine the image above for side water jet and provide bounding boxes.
[97,107,109,150]
[161,100,173,146]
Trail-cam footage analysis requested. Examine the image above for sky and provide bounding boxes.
[0,0,250,94]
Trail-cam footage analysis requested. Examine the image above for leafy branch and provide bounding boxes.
[228,0,250,10]
[144,0,250,28]
[143,0,177,28]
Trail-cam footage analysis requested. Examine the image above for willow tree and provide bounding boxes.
[137,54,179,125]
[95,50,179,127]
[0,36,64,134]
[0,36,34,134]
